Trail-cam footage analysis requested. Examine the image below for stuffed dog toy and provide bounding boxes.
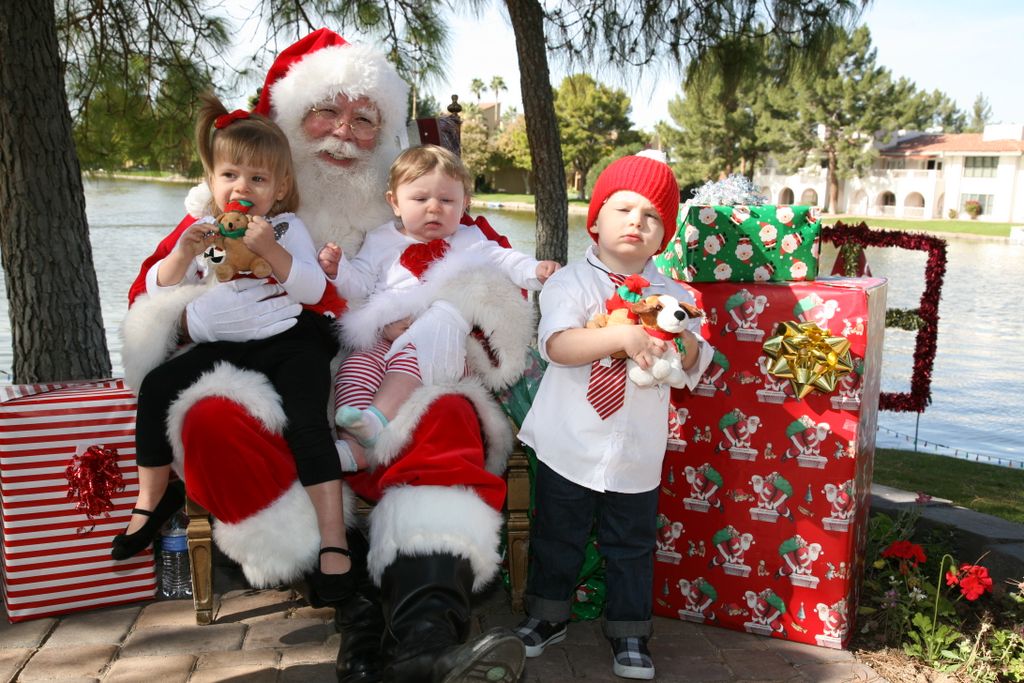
[628,294,704,388]
[586,274,650,359]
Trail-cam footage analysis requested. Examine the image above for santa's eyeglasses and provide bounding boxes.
[307,106,380,140]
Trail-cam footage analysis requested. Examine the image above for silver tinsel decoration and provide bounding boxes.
[688,174,768,207]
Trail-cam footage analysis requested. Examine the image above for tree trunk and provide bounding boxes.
[0,0,111,382]
[504,0,568,264]
[826,148,839,214]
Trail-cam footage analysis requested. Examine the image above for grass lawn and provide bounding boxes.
[826,215,1012,237]
[474,193,588,208]
[873,448,1024,523]
[470,195,1015,237]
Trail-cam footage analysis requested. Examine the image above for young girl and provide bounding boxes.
[321,145,559,465]
[115,93,354,606]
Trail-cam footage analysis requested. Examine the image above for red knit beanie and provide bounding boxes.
[587,153,680,253]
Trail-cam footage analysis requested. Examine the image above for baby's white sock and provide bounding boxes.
[335,440,360,472]
[336,405,387,447]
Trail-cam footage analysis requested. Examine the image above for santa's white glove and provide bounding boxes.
[386,300,470,386]
[184,181,214,218]
[186,279,302,343]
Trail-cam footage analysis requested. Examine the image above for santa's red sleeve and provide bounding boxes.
[128,214,197,306]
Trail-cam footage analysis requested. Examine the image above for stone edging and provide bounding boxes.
[871,484,1024,588]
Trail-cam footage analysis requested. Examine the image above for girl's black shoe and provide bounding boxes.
[111,486,185,560]
[308,546,356,608]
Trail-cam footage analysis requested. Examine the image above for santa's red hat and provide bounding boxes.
[253,28,409,152]
[587,152,680,253]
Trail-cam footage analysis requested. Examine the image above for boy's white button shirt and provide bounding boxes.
[518,245,713,494]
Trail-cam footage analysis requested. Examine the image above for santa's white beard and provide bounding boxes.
[291,135,395,255]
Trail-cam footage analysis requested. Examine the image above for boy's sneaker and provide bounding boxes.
[513,617,567,657]
[610,636,655,680]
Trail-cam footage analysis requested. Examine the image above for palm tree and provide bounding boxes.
[469,78,485,102]
[489,75,508,128]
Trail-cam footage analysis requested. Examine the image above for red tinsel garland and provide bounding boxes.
[66,445,125,524]
[820,222,948,413]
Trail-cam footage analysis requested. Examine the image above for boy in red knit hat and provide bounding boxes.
[516,152,714,680]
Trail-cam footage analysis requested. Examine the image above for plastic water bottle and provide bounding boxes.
[159,513,193,599]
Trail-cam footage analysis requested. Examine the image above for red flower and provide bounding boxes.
[953,564,993,601]
[946,570,959,587]
[881,540,927,567]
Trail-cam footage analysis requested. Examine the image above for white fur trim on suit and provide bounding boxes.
[162,361,358,587]
[368,485,504,591]
[270,43,409,155]
[164,362,287,468]
[370,377,513,477]
[439,268,535,390]
[120,285,209,391]
[340,248,535,389]
[184,181,215,218]
[214,482,320,587]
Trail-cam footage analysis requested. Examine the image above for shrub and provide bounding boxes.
[964,200,983,219]
[948,208,960,220]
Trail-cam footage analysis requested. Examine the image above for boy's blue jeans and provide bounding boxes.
[525,460,658,639]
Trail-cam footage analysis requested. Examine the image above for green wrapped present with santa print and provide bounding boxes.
[656,205,822,283]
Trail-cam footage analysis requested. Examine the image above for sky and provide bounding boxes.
[426,1,1024,131]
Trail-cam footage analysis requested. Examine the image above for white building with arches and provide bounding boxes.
[754,124,1024,223]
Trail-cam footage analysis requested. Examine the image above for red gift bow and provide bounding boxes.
[214,109,251,129]
[66,445,125,526]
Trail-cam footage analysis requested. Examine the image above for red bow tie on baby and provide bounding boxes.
[586,272,629,419]
[400,239,450,280]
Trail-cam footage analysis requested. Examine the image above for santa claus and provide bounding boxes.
[121,28,526,683]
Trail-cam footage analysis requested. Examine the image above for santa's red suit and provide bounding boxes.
[121,28,529,682]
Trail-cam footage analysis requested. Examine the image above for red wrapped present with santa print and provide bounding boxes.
[0,380,155,622]
[655,277,886,649]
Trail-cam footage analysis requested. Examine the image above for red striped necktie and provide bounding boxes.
[586,272,628,419]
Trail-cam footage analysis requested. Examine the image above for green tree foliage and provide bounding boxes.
[470,78,486,101]
[554,75,638,199]
[779,26,913,212]
[967,93,992,133]
[585,141,650,199]
[658,25,967,194]
[460,109,496,190]
[505,0,865,263]
[6,0,868,378]
[73,51,213,174]
[1,0,227,382]
[489,75,508,111]
[658,35,791,185]
[918,89,967,133]
[493,114,533,192]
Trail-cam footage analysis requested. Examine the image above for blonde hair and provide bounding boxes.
[388,145,473,197]
[195,92,299,214]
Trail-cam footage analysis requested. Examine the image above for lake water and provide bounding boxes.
[1,178,1021,466]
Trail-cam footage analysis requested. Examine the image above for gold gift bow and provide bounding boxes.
[762,321,854,399]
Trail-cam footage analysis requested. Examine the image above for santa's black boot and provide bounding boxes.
[335,530,385,683]
[380,553,525,683]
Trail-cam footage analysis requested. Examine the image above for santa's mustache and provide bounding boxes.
[312,139,370,163]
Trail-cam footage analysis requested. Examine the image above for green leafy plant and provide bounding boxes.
[905,610,963,668]
[948,208,960,219]
[964,199,983,219]
[859,511,1024,681]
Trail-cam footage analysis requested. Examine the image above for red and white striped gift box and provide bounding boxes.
[0,379,155,622]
